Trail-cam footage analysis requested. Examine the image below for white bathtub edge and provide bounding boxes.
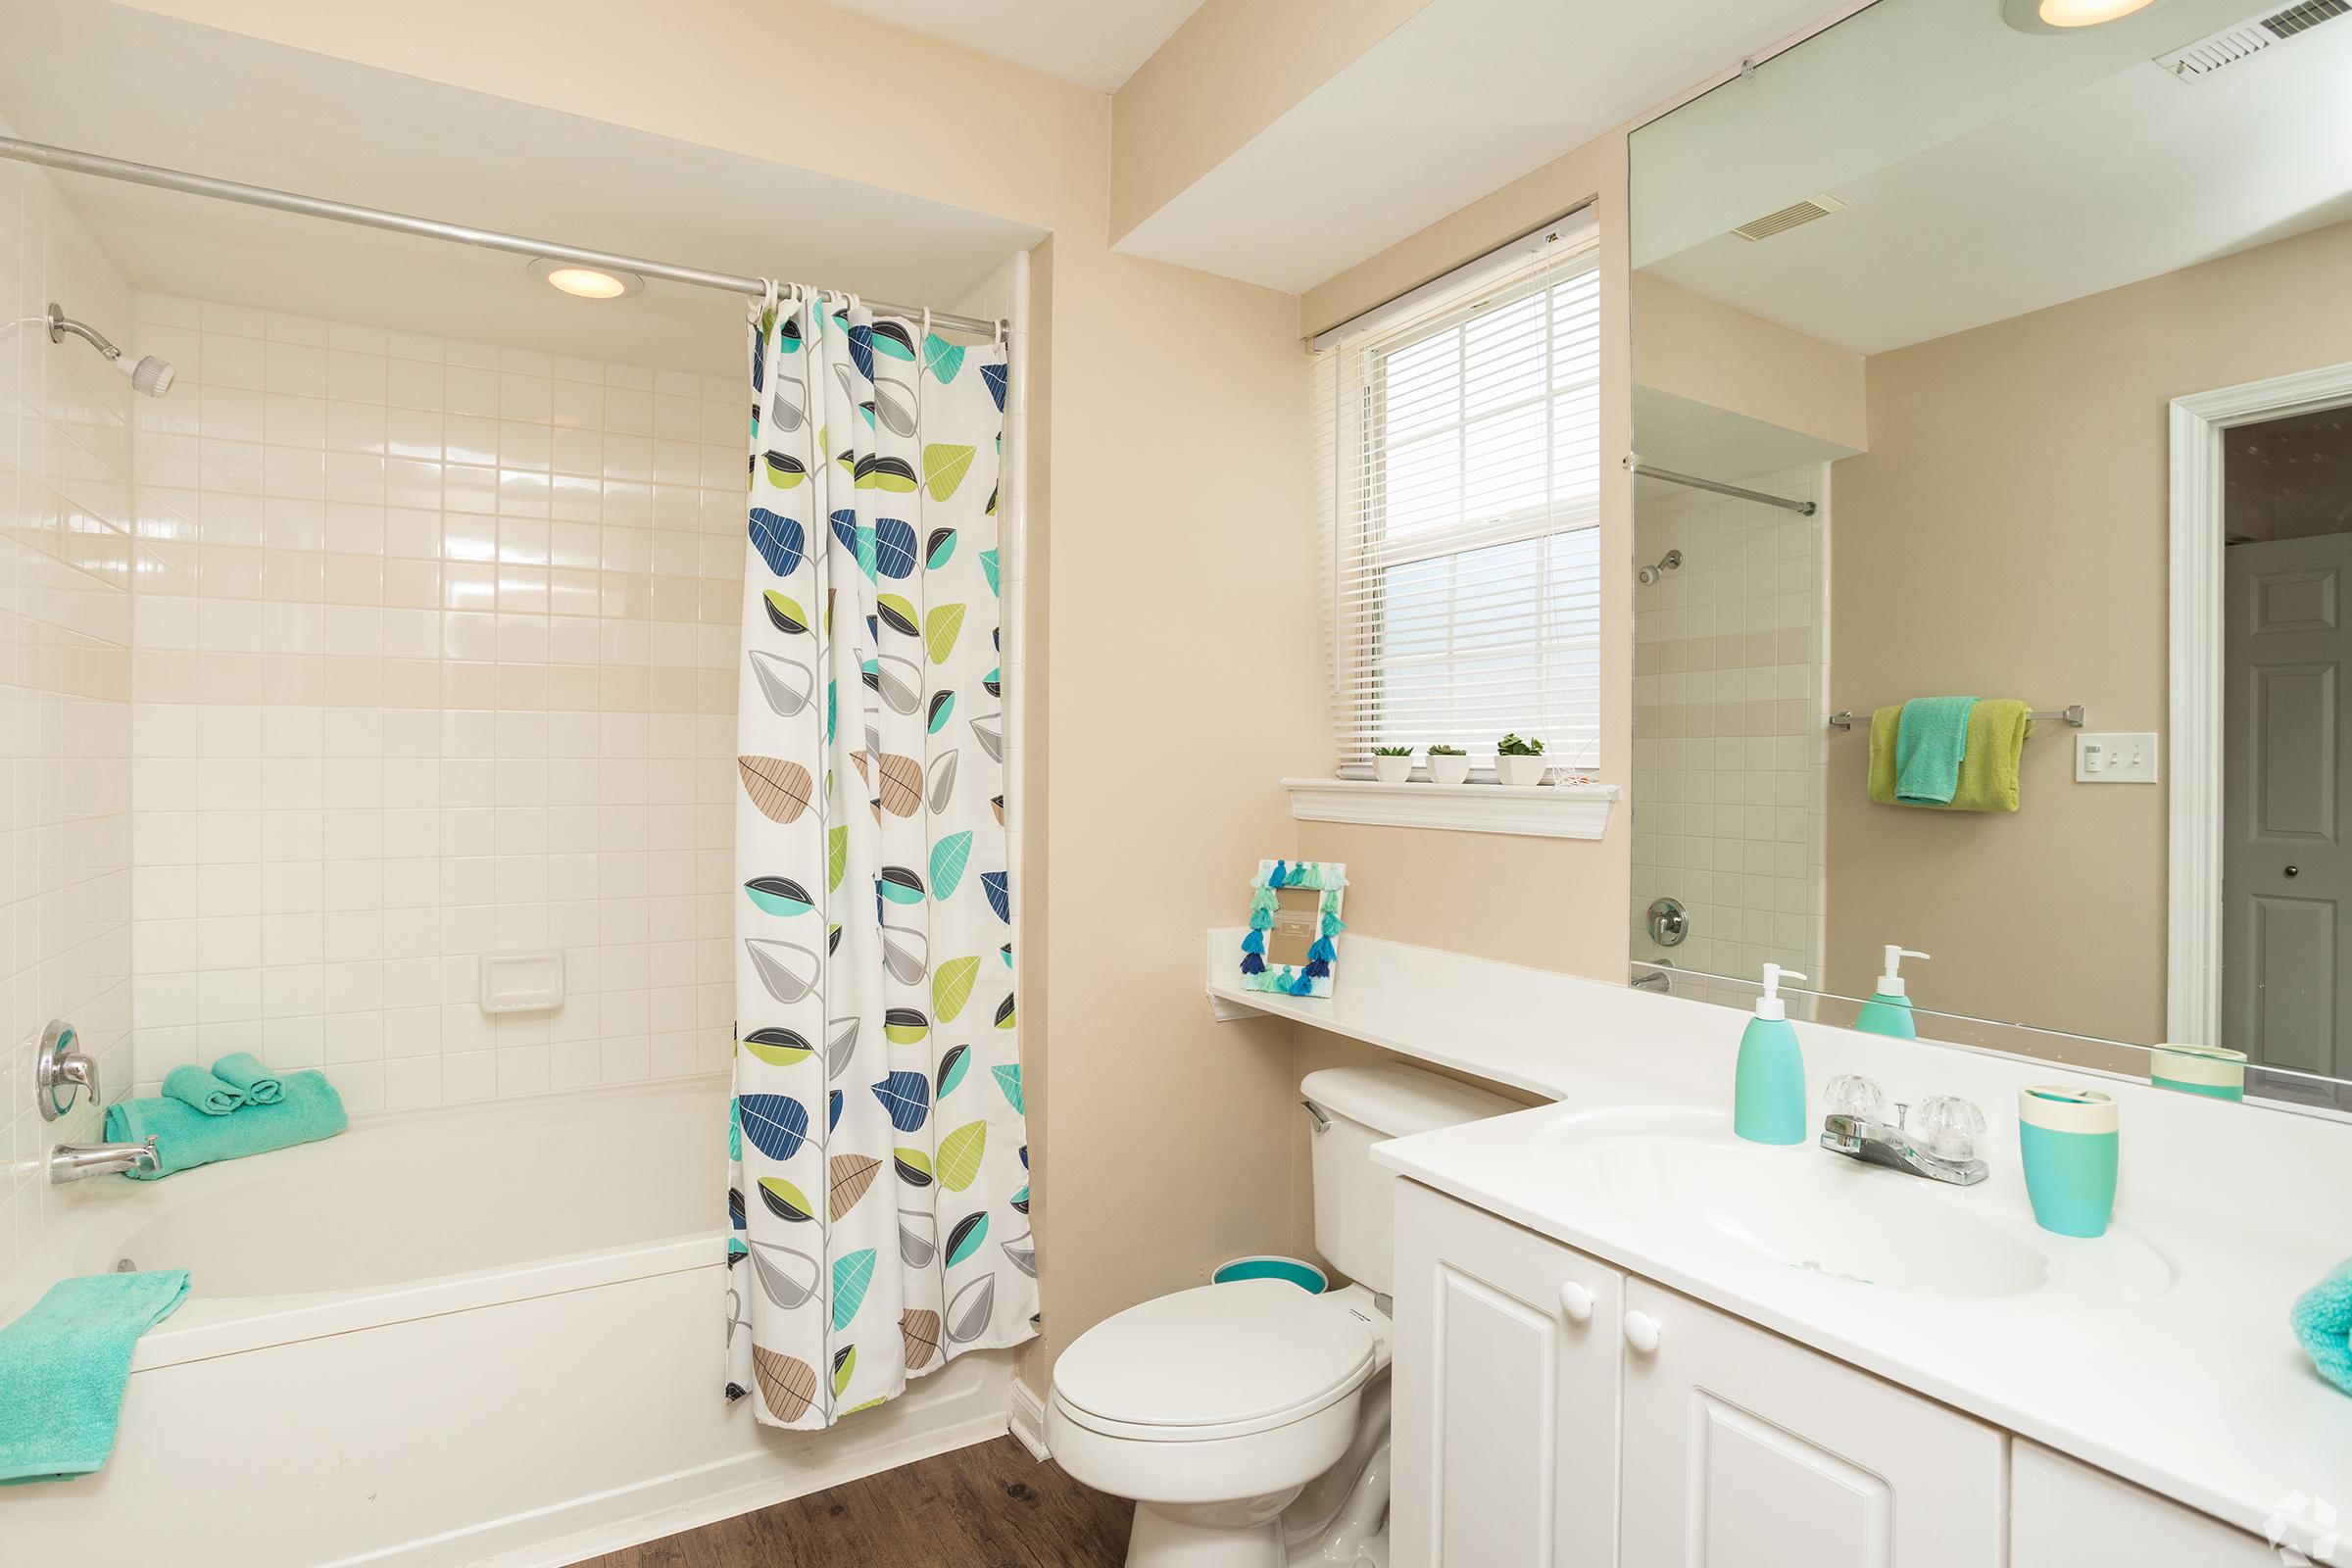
[368,1352,1017,1568]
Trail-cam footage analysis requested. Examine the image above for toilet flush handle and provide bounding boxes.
[1299,1101,1332,1133]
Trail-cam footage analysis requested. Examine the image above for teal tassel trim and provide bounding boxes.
[1250,886,1280,913]
[1249,907,1273,931]
[1241,928,1266,955]
[1320,911,1347,938]
[1269,859,1291,887]
[1290,971,1315,996]
[1306,936,1336,963]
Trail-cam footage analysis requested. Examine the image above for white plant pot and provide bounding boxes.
[1494,755,1547,787]
[1372,756,1414,784]
[1428,754,1471,785]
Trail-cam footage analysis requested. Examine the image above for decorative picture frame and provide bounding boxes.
[1240,858,1348,998]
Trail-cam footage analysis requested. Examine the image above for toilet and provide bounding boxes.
[1046,1065,1518,1567]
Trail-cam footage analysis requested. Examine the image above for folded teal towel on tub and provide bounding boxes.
[0,1269,190,1484]
[1894,696,1979,805]
[161,1063,243,1116]
[208,1051,282,1105]
[103,1069,347,1180]
[2292,1258,2352,1396]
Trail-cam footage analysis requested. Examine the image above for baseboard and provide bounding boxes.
[1008,1376,1052,1461]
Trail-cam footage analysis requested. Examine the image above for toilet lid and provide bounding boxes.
[1053,1280,1375,1434]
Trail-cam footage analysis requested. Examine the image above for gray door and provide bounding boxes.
[2223,532,2352,1083]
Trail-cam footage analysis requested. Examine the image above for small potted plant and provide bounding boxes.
[1371,745,1415,784]
[1494,733,1548,787]
[1426,743,1470,785]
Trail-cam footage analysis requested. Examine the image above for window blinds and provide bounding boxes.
[1311,217,1603,773]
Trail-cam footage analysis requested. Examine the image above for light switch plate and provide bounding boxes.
[2075,732,2159,784]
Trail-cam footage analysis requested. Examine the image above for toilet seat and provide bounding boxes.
[1052,1279,1377,1443]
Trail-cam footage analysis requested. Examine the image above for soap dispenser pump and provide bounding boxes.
[1734,963,1809,1146]
[1855,947,1930,1041]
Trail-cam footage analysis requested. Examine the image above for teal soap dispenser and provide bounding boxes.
[1854,947,1930,1041]
[1734,963,1809,1145]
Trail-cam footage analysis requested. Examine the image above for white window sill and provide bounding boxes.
[1281,776,1620,839]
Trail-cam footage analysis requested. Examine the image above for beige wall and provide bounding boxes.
[1826,218,2352,1044]
[1633,274,1865,453]
[116,0,1321,1396]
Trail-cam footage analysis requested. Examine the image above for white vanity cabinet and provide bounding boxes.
[1395,1183,2004,1567]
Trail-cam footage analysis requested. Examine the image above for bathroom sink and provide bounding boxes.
[1545,1108,2175,1306]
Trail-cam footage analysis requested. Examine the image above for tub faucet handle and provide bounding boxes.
[35,1018,100,1122]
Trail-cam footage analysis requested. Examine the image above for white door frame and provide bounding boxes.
[2168,362,2352,1045]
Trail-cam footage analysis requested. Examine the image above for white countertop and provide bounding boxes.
[1208,930,2352,1539]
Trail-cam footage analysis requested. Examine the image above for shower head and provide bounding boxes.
[45,303,176,397]
[1637,548,1684,586]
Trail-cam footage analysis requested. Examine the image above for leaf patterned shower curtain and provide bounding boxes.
[725,291,1033,1428]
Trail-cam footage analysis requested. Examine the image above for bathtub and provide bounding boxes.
[0,1077,1014,1567]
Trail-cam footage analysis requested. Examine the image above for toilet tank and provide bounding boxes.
[1301,1065,1519,1296]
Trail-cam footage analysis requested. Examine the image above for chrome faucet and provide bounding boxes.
[1819,1075,1987,1187]
[49,1136,159,1183]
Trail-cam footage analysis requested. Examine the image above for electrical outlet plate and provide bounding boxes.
[2075,732,2160,784]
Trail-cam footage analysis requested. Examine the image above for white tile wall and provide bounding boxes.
[126,293,748,1114]
[1631,465,1828,985]
[0,148,137,1269]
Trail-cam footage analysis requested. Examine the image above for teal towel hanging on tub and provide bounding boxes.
[2292,1258,2352,1396]
[0,1269,190,1485]
[103,1069,347,1180]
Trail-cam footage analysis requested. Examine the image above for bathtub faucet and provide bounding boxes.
[49,1136,160,1184]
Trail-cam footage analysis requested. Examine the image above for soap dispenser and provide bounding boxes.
[1734,963,1809,1145]
[1854,947,1930,1041]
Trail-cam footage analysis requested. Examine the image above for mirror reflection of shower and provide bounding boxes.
[45,302,176,396]
[1637,547,1683,586]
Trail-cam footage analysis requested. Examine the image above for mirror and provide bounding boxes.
[1627,0,2352,1110]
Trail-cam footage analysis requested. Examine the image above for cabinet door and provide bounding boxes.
[1392,1181,1622,1568]
[1618,1278,2003,1568]
[2012,1441,2274,1567]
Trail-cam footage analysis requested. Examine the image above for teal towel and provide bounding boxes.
[0,1270,190,1484]
[210,1051,282,1105]
[2292,1258,2352,1396]
[103,1070,346,1180]
[1894,696,1979,805]
[162,1063,243,1116]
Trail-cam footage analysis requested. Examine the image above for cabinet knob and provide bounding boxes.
[1623,1309,1663,1355]
[1558,1281,1594,1324]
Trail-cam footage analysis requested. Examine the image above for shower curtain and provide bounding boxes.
[725,290,1033,1428]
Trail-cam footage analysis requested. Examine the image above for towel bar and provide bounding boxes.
[1828,705,2083,732]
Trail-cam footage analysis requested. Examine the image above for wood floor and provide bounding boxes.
[573,1437,1133,1568]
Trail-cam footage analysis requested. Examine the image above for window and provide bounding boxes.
[1313,219,1602,774]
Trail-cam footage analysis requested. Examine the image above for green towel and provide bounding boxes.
[0,1270,190,1484]
[2292,1257,2352,1396]
[103,1069,346,1180]
[1870,700,2032,813]
[162,1063,243,1116]
[209,1051,282,1105]
[1892,696,1978,804]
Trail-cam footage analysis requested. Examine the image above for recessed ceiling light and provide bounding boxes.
[2002,0,2162,31]
[527,257,644,299]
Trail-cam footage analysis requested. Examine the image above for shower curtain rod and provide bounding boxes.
[0,135,1005,338]
[1625,456,1818,517]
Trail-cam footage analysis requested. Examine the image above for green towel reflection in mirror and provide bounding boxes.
[1869,699,2032,812]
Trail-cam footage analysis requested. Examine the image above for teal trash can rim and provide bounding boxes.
[1211,1255,1327,1293]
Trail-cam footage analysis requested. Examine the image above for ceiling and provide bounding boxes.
[0,0,1043,377]
[1639,0,2352,355]
[810,0,1206,91]
[1113,0,1833,294]
[1635,385,1858,506]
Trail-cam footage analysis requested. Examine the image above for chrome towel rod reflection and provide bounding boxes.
[1828,706,2084,732]
[1626,454,1817,516]
[0,135,1004,337]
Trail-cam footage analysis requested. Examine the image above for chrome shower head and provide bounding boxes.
[1637,548,1684,586]
[46,302,175,397]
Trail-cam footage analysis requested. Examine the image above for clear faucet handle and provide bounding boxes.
[1823,1074,1885,1122]
[1911,1095,1985,1160]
